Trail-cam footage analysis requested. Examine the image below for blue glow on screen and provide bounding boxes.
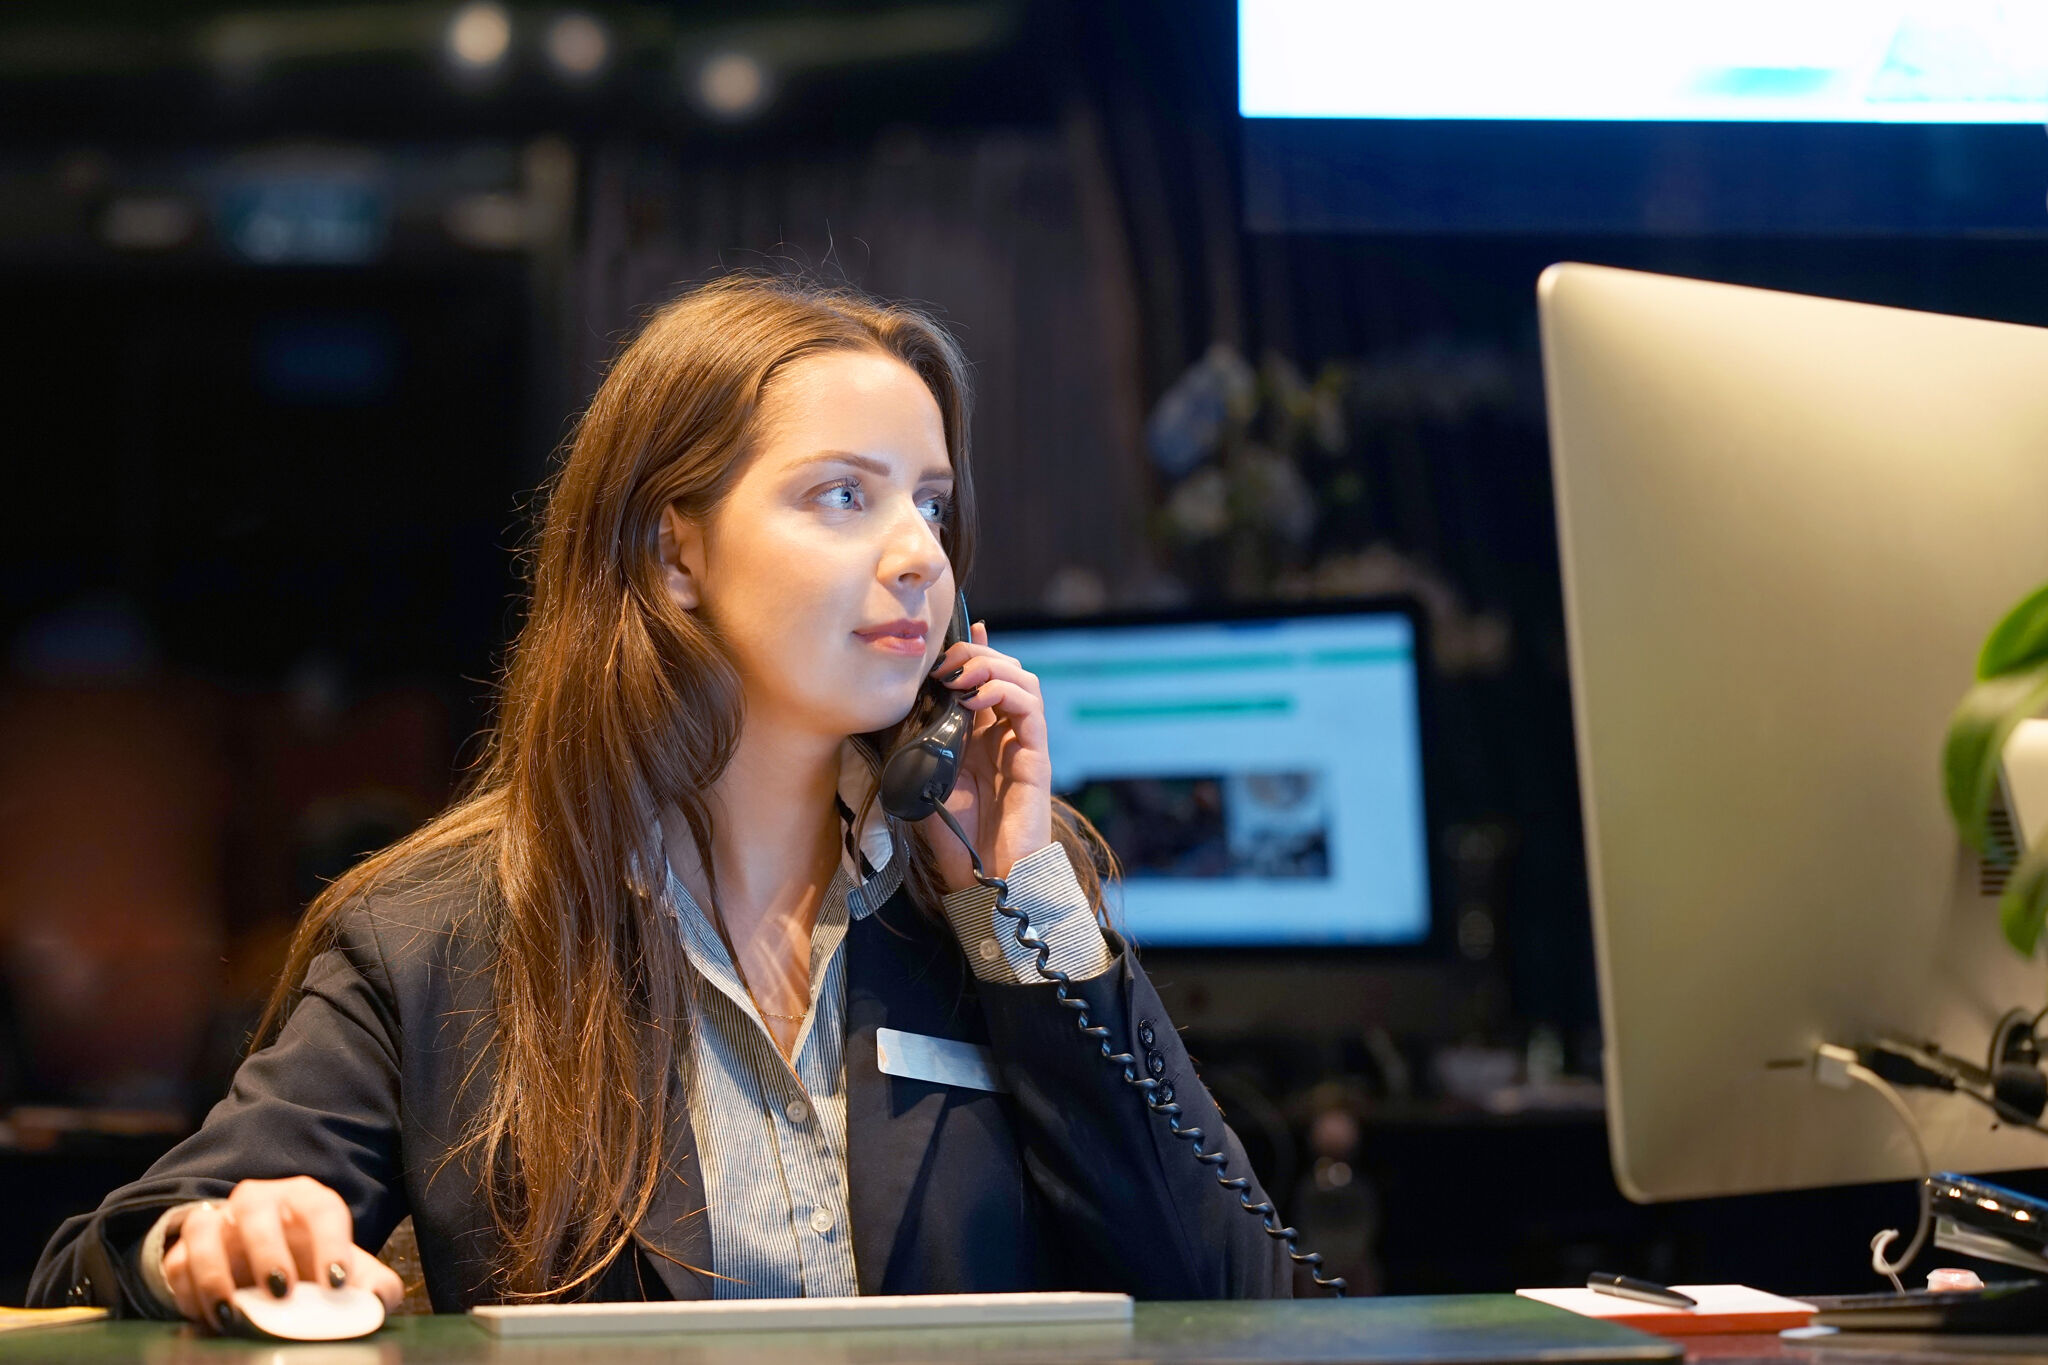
[1240,0,2048,123]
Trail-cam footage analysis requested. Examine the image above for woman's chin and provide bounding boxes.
[827,690,929,739]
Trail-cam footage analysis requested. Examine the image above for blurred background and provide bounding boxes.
[5,0,2048,1305]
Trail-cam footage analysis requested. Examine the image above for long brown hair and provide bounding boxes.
[257,274,1116,1300]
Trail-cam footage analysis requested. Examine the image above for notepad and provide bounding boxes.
[0,1307,109,1334]
[1517,1285,1815,1336]
[472,1291,1134,1338]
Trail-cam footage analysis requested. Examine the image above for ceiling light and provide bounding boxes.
[698,51,770,119]
[447,2,512,72]
[544,12,609,81]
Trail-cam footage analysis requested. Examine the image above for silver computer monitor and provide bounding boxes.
[1541,263,2048,1202]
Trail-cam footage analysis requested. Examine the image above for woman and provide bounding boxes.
[31,276,1301,1324]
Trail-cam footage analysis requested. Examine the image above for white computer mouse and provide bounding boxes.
[225,1281,387,1341]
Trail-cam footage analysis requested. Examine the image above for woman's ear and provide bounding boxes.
[656,503,705,612]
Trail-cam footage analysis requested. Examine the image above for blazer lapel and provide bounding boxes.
[844,898,977,1295]
[633,1103,716,1300]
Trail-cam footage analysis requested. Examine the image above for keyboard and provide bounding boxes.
[472,1290,1135,1338]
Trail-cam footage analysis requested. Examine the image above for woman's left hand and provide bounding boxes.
[922,622,1054,890]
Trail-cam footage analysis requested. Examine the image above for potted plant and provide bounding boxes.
[1945,582,2048,954]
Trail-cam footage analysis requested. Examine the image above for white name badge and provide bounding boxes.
[875,1027,1007,1094]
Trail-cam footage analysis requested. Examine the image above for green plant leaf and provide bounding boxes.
[2000,836,2048,958]
[1978,581,2048,680]
[1943,662,2048,852]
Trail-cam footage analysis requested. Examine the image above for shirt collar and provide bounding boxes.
[835,741,902,919]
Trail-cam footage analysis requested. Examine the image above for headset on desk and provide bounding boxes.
[877,590,1346,1297]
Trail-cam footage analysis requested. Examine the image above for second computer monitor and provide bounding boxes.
[996,604,1433,950]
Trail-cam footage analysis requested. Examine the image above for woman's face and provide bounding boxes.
[666,349,958,742]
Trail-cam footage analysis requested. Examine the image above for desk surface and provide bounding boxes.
[0,1297,1685,1364]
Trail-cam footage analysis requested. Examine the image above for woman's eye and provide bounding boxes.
[918,493,952,523]
[818,481,861,510]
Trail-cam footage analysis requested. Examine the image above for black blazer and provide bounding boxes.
[31,867,1297,1313]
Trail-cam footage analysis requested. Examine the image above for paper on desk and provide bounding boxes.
[0,1306,109,1334]
[1517,1285,1814,1336]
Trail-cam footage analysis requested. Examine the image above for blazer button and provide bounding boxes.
[1137,1019,1156,1048]
[1154,1080,1175,1105]
[1147,1052,1167,1078]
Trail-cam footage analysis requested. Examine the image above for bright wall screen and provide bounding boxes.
[1241,1,2048,123]
[1002,611,1431,948]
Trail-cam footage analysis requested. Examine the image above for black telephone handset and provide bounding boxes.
[877,589,975,823]
[876,592,1346,1296]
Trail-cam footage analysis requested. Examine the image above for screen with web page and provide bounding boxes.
[999,609,1431,948]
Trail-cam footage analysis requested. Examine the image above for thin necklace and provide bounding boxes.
[714,918,809,1030]
[703,881,828,1041]
[676,822,834,1048]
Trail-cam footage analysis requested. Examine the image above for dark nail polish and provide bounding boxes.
[961,685,981,699]
[267,1270,288,1298]
[941,666,965,682]
[213,1300,234,1331]
[327,1261,349,1289]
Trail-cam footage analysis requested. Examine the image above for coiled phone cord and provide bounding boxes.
[932,803,1348,1297]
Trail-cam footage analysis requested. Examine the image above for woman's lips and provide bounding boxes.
[856,624,928,657]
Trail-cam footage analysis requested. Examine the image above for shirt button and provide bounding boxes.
[977,938,1000,964]
[785,1099,809,1123]
[810,1205,836,1234]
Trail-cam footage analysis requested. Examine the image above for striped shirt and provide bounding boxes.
[659,748,1112,1298]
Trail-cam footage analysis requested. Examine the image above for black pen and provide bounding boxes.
[1589,1273,1697,1310]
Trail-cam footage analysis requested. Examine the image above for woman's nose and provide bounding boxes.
[881,501,948,586]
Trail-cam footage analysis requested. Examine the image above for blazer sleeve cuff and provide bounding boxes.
[940,842,1113,984]
[137,1202,204,1314]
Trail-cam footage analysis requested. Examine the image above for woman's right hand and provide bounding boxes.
[161,1177,406,1330]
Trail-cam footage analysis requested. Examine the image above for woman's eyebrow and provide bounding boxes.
[796,450,953,482]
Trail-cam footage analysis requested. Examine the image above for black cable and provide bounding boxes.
[1875,1036,2048,1137]
[933,803,1347,1297]
[1953,1080,2048,1138]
